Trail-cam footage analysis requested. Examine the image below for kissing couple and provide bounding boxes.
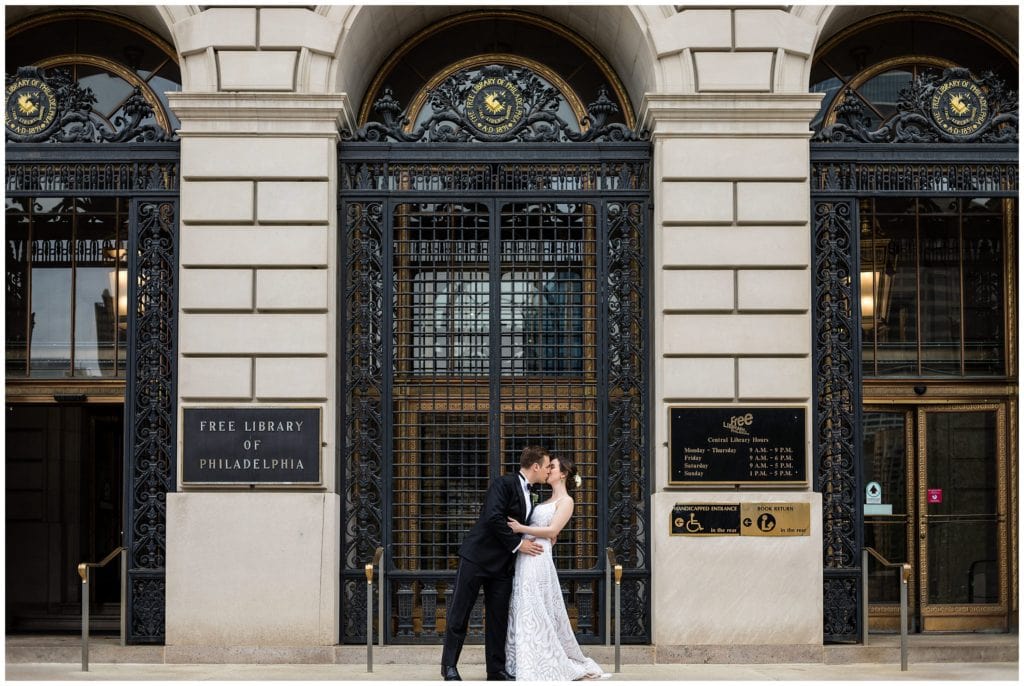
[441,446,610,681]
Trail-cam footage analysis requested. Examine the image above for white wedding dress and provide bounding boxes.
[506,497,608,681]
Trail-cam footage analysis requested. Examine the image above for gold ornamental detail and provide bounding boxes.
[5,77,58,137]
[464,76,526,136]
[931,77,989,136]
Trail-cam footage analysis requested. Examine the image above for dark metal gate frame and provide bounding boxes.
[810,143,1018,642]
[338,142,653,644]
[5,144,180,643]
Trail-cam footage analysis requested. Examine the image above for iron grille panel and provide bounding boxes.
[341,149,650,645]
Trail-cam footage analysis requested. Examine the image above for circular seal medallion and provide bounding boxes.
[464,76,526,136]
[6,77,59,139]
[930,77,988,137]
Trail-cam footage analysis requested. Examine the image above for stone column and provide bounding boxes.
[639,4,827,657]
[162,6,347,662]
[644,91,826,656]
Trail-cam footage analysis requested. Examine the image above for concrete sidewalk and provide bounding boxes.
[6,661,1019,681]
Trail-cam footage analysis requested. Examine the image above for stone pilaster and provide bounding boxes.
[164,91,348,652]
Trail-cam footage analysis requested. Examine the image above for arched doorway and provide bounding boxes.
[338,11,651,645]
[5,10,180,642]
[809,11,1018,639]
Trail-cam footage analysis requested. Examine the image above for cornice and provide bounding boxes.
[640,92,825,138]
[168,92,353,137]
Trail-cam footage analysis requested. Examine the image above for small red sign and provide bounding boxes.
[927,488,943,504]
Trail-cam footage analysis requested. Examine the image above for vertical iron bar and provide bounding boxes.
[120,549,126,647]
[81,567,89,672]
[614,564,621,673]
[379,559,385,647]
[489,198,501,479]
[597,201,610,643]
[862,548,869,645]
[382,198,395,643]
[900,564,909,671]
[366,564,374,672]
[605,561,611,646]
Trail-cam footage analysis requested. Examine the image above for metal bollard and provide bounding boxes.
[374,547,384,649]
[861,548,869,646]
[365,562,374,672]
[613,564,622,673]
[79,563,89,672]
[900,563,910,672]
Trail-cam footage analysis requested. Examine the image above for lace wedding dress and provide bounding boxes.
[506,497,608,681]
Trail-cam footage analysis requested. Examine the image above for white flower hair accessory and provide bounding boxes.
[573,473,582,488]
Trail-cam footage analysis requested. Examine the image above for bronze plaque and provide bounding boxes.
[669,406,806,486]
[670,504,740,536]
[739,502,810,537]
[182,407,322,486]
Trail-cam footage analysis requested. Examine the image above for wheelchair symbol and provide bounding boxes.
[684,512,704,533]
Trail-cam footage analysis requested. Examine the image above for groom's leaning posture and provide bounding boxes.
[441,445,552,681]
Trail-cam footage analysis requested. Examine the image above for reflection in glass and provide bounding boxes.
[860,198,1008,377]
[30,268,72,377]
[925,411,999,605]
[74,221,118,377]
[962,210,1004,374]
[863,411,908,605]
[6,217,30,376]
[8,197,130,379]
[919,215,960,375]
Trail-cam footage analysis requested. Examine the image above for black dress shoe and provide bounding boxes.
[442,665,462,681]
[486,670,515,681]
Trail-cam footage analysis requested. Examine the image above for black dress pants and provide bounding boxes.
[441,557,514,675]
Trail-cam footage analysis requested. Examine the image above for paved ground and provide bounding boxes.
[5,661,1019,681]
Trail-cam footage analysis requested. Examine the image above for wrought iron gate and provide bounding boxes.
[6,63,179,642]
[811,66,1018,642]
[338,141,651,644]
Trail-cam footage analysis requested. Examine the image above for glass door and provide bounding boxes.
[918,404,1008,631]
[863,408,915,631]
[863,403,1010,632]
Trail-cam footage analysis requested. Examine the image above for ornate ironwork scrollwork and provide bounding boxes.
[6,161,179,193]
[823,575,859,643]
[125,200,178,643]
[606,201,650,641]
[5,66,173,143]
[345,65,645,143]
[814,67,1017,144]
[812,199,862,643]
[811,161,1018,194]
[341,201,386,641]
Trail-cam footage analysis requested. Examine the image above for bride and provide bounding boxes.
[505,456,610,681]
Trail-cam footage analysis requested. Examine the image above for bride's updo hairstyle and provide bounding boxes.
[555,455,579,494]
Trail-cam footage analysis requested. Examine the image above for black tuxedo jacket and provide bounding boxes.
[458,472,530,575]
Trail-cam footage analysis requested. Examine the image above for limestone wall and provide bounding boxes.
[161,3,830,652]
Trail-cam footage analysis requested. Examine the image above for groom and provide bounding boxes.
[441,445,552,681]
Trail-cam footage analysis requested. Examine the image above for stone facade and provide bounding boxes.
[6,2,1008,657]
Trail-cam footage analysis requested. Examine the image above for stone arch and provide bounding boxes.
[808,5,1018,77]
[325,5,660,122]
[6,4,179,46]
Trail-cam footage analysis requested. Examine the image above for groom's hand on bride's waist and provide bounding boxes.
[518,539,544,556]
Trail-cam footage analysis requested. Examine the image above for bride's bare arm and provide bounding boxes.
[507,498,575,538]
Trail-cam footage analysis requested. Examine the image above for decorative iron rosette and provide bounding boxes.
[346,64,646,143]
[5,66,172,143]
[814,67,1017,144]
